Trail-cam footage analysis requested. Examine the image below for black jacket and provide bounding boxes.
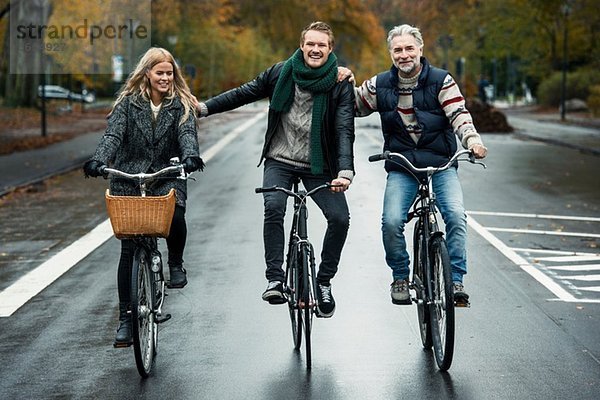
[204,62,355,177]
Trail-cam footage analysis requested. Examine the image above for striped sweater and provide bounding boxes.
[355,68,482,149]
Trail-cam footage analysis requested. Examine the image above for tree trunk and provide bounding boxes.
[4,0,51,107]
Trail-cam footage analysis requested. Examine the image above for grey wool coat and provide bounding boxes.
[92,94,200,207]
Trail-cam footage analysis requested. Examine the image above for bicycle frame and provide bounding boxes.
[409,180,439,292]
[288,178,318,306]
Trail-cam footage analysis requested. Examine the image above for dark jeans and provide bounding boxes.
[117,205,186,304]
[262,159,350,283]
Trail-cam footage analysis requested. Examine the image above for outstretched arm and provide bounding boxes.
[195,63,281,117]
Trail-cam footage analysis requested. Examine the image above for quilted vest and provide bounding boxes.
[375,57,457,172]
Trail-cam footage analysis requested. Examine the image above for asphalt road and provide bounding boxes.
[0,109,598,399]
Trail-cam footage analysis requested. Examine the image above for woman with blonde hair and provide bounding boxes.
[84,47,204,347]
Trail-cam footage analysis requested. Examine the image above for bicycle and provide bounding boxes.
[368,149,485,371]
[255,177,338,369]
[102,159,189,377]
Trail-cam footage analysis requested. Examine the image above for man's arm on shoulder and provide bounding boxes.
[354,76,378,117]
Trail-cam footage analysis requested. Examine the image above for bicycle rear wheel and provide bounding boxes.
[428,235,455,371]
[413,220,432,349]
[285,247,302,350]
[300,244,313,369]
[131,247,157,378]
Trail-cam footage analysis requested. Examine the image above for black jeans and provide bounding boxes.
[117,205,186,304]
[262,159,350,283]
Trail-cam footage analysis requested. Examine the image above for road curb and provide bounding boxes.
[0,156,89,198]
[512,131,600,157]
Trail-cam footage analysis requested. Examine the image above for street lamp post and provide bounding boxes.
[560,2,571,121]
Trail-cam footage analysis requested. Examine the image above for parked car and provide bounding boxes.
[37,85,96,103]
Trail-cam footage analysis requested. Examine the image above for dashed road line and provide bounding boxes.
[468,210,600,222]
[485,227,600,239]
[556,274,600,281]
[547,265,600,271]
[535,255,600,263]
[468,211,600,303]
[466,214,577,302]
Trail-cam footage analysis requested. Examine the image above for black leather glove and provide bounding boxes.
[83,159,107,178]
[183,156,205,173]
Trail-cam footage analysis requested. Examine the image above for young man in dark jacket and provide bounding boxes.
[196,21,355,318]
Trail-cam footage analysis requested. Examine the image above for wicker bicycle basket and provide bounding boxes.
[105,189,176,239]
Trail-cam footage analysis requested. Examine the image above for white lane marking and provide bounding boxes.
[536,255,600,263]
[467,215,577,301]
[0,220,113,317]
[0,111,267,318]
[485,227,600,239]
[547,265,600,271]
[557,274,600,281]
[467,210,600,222]
[200,111,266,161]
[511,248,597,256]
[576,286,600,293]
[548,298,600,303]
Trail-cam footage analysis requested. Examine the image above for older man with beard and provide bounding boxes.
[354,24,487,305]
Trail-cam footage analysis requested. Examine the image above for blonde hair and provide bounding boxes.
[300,21,335,48]
[111,47,196,125]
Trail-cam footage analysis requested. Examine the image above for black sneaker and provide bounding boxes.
[316,283,335,318]
[262,281,286,304]
[167,265,187,289]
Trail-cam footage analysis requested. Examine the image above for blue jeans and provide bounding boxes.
[262,159,350,283]
[382,168,467,283]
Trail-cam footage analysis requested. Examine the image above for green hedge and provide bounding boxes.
[537,68,600,107]
[588,85,600,117]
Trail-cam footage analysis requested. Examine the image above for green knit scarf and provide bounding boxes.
[270,48,338,174]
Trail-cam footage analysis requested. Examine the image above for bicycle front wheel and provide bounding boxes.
[131,247,157,378]
[285,246,302,350]
[428,235,455,371]
[413,220,432,350]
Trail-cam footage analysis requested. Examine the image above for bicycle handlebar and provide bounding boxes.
[255,182,341,199]
[368,149,486,173]
[103,164,187,181]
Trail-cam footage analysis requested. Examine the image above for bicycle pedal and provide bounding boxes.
[267,297,287,305]
[454,300,471,308]
[156,313,172,324]
[113,341,133,348]
[391,298,412,306]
